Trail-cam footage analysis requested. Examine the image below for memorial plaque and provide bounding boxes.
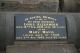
[15,14,67,40]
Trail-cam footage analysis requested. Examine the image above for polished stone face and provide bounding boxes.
[15,14,67,40]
